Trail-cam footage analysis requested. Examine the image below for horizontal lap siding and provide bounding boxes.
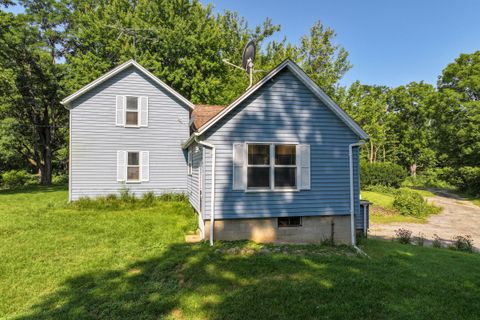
[187,144,203,213]
[203,69,361,219]
[70,66,189,200]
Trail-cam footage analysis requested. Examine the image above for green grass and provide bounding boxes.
[362,190,425,224]
[2,186,480,319]
[362,188,439,224]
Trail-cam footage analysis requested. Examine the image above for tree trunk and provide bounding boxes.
[38,105,53,185]
[369,142,374,163]
[410,163,417,177]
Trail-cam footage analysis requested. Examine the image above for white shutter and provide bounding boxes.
[116,95,125,126]
[232,143,245,190]
[139,96,148,127]
[117,151,126,181]
[140,151,149,182]
[298,144,310,190]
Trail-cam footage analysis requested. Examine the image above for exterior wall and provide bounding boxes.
[187,143,203,213]
[70,66,190,200]
[201,68,362,220]
[203,215,351,244]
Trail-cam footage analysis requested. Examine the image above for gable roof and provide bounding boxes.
[191,105,227,130]
[183,59,369,148]
[61,59,195,109]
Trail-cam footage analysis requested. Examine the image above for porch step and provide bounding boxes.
[185,230,202,243]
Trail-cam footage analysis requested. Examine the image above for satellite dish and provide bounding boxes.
[242,40,256,73]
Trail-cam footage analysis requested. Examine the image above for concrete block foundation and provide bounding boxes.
[203,215,352,245]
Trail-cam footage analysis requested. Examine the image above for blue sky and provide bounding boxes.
[203,0,480,87]
[7,1,480,87]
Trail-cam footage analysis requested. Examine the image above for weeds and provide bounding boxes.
[71,190,188,211]
[432,234,442,248]
[395,228,412,244]
[451,235,474,253]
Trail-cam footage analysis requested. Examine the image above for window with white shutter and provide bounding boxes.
[117,150,127,181]
[139,96,148,127]
[233,143,311,192]
[298,144,311,190]
[232,143,245,190]
[140,151,149,182]
[116,96,125,126]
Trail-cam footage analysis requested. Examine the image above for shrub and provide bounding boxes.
[395,228,412,244]
[456,167,480,195]
[393,189,428,217]
[1,170,37,189]
[432,234,443,248]
[451,235,474,253]
[402,168,456,189]
[415,233,426,246]
[52,173,68,184]
[363,185,398,195]
[361,161,408,188]
[158,193,188,202]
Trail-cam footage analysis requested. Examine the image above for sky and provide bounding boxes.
[202,0,480,87]
[6,1,480,88]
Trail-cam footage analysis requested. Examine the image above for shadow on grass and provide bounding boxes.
[17,241,480,320]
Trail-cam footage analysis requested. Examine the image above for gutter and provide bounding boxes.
[348,141,365,247]
[194,136,216,246]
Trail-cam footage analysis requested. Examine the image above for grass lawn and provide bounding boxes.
[2,186,480,319]
[361,190,426,224]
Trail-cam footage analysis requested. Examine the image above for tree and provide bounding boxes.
[298,21,351,96]
[342,82,394,163]
[0,9,68,184]
[388,82,438,176]
[437,51,480,167]
[63,0,279,105]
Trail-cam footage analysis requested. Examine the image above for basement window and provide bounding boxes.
[278,217,302,228]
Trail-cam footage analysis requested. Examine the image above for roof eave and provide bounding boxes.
[60,60,195,110]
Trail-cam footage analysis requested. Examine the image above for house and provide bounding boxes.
[61,59,369,245]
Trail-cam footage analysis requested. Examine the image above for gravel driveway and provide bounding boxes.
[370,190,480,250]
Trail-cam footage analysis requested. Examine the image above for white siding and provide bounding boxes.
[70,66,189,200]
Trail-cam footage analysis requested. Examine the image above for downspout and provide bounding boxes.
[194,136,216,246]
[349,141,365,252]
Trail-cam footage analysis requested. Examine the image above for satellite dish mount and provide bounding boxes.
[223,40,257,89]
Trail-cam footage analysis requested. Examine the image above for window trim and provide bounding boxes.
[245,142,299,192]
[124,96,140,128]
[126,151,141,183]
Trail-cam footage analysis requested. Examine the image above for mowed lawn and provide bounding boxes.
[1,187,480,319]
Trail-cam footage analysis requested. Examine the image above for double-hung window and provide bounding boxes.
[127,151,140,182]
[246,143,297,190]
[125,96,139,126]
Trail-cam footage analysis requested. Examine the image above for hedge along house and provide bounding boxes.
[184,59,369,245]
[62,58,369,245]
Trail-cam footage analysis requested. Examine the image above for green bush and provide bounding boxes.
[361,161,408,188]
[393,189,429,217]
[456,167,480,195]
[52,173,68,184]
[1,170,37,189]
[402,168,456,189]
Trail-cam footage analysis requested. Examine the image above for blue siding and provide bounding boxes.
[201,69,363,219]
[70,66,190,200]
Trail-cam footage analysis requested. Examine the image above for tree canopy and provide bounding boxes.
[0,0,478,184]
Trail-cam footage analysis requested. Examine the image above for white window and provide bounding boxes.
[117,151,149,183]
[246,143,296,190]
[233,143,310,191]
[125,96,139,126]
[127,151,140,182]
[116,95,148,127]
